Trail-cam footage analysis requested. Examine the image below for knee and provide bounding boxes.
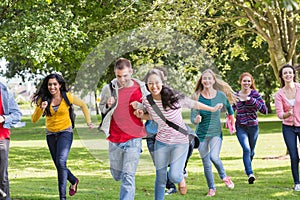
[56,159,66,170]
[122,172,134,184]
[110,168,122,181]
[210,155,220,164]
[169,174,182,184]
[243,149,251,156]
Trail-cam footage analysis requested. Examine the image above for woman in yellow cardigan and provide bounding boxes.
[31,73,93,200]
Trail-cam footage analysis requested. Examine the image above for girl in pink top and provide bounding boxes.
[275,64,300,191]
[132,69,222,200]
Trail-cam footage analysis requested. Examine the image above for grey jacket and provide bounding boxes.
[0,82,22,129]
[99,78,149,137]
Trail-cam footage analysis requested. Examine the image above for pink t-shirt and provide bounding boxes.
[144,97,196,144]
[108,81,146,143]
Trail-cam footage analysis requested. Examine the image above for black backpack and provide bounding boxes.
[62,91,76,129]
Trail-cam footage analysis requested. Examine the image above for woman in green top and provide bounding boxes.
[191,69,236,197]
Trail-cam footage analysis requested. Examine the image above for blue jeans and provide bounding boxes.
[236,125,259,175]
[109,138,142,200]
[198,136,226,190]
[282,124,300,184]
[47,131,76,200]
[146,134,156,164]
[147,137,194,190]
[154,140,188,200]
[0,139,10,200]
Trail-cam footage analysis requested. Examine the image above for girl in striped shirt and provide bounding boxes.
[132,69,222,200]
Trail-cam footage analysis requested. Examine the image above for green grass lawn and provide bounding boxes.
[7,113,300,199]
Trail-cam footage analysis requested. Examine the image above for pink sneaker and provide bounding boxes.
[223,176,234,189]
[207,189,216,197]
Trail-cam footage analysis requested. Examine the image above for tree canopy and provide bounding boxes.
[1,0,300,111]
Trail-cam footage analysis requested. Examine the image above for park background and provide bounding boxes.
[1,0,300,199]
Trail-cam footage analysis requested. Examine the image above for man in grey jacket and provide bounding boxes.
[99,58,148,200]
[0,82,22,199]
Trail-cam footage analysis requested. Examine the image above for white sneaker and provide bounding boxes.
[165,188,177,195]
[294,184,300,191]
[248,174,256,184]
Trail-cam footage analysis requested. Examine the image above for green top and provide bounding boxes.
[191,91,234,142]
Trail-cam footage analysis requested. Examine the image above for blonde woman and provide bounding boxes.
[191,69,236,197]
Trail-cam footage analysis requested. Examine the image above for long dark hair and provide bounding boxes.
[144,69,184,110]
[31,73,68,116]
[279,64,296,87]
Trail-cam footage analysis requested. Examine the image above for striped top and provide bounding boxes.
[232,89,267,126]
[144,96,196,144]
[191,91,233,142]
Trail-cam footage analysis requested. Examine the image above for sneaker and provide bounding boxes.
[294,184,300,191]
[207,189,216,197]
[165,188,177,195]
[223,176,234,189]
[248,174,256,184]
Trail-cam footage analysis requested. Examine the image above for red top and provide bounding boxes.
[0,93,10,140]
[108,81,146,143]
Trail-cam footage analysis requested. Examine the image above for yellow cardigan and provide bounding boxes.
[32,92,91,132]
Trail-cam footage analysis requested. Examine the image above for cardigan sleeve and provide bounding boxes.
[70,94,92,124]
[31,99,44,123]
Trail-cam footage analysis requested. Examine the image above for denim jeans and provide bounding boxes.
[0,139,10,200]
[282,124,300,184]
[109,138,142,200]
[198,136,226,190]
[154,140,188,200]
[146,134,156,164]
[47,131,76,200]
[236,125,259,175]
[148,137,194,190]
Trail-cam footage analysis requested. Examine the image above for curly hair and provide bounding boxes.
[31,73,68,116]
[144,69,184,110]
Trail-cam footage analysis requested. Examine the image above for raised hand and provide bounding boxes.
[41,101,48,110]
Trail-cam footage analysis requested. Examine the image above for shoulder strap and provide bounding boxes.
[146,95,188,135]
[109,82,116,98]
[61,91,71,106]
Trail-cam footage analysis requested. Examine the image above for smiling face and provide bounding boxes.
[114,67,133,88]
[147,74,163,98]
[241,75,252,91]
[201,72,215,89]
[282,67,295,84]
[48,78,61,96]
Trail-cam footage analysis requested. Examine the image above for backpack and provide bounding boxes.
[98,82,115,130]
[61,92,76,129]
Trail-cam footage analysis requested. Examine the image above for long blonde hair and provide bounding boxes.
[194,69,237,104]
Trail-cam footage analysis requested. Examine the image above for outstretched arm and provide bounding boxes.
[194,101,223,112]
